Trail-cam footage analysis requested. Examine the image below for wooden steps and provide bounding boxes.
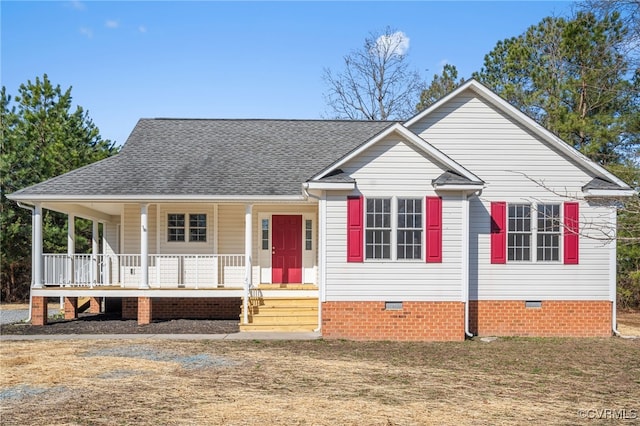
[240,297,318,332]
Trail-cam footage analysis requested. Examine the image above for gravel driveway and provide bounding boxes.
[0,306,60,326]
[0,309,30,325]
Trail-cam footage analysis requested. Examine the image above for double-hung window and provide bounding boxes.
[397,198,422,260]
[189,214,207,242]
[507,204,531,261]
[537,204,560,261]
[168,214,186,242]
[365,198,391,259]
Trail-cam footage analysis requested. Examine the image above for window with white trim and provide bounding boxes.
[189,214,207,242]
[365,198,391,259]
[167,213,207,242]
[397,198,422,260]
[508,204,531,261]
[168,214,186,242]
[537,204,560,261]
[507,203,561,262]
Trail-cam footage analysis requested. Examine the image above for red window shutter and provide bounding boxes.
[564,202,579,264]
[490,202,506,264]
[425,196,442,263]
[347,196,363,262]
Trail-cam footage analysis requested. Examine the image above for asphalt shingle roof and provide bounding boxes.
[581,177,625,191]
[11,119,393,197]
[432,170,483,186]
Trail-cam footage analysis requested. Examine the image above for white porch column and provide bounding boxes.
[91,220,99,287]
[33,203,43,288]
[67,214,75,285]
[140,204,150,289]
[243,204,253,324]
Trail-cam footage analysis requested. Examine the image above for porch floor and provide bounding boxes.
[31,284,318,299]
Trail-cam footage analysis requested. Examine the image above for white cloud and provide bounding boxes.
[79,27,93,38]
[138,25,147,33]
[373,31,410,59]
[105,20,119,29]
[68,1,85,11]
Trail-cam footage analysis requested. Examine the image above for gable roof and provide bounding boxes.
[405,79,632,191]
[309,123,484,185]
[10,119,392,200]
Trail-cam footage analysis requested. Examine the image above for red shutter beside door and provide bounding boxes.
[564,202,579,264]
[425,196,442,263]
[347,196,363,262]
[490,202,507,264]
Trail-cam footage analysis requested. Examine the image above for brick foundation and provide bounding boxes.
[31,296,48,326]
[64,297,78,320]
[469,300,612,337]
[138,297,152,325]
[121,297,241,321]
[89,297,102,314]
[322,301,465,341]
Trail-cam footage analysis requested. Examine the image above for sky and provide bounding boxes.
[2,1,577,146]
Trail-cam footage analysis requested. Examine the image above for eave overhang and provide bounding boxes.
[303,182,356,191]
[583,189,637,198]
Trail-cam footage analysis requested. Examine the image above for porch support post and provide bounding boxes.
[92,220,99,287]
[67,214,75,285]
[64,297,78,320]
[31,296,47,326]
[243,204,253,324]
[33,203,43,288]
[140,204,150,289]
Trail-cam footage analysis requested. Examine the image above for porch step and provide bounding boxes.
[240,297,319,332]
[252,297,318,308]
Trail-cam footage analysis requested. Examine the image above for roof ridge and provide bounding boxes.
[146,118,396,123]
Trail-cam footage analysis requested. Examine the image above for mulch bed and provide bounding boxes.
[0,312,240,335]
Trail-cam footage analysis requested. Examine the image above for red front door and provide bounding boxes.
[272,215,302,284]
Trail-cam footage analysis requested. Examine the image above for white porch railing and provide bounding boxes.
[42,254,245,289]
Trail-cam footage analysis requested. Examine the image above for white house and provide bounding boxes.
[9,80,634,340]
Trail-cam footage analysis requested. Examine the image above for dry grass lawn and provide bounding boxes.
[1,337,639,425]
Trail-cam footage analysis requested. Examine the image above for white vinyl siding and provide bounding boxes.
[103,222,118,257]
[340,135,449,196]
[409,89,612,300]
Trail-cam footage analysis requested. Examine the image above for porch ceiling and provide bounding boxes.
[43,202,122,222]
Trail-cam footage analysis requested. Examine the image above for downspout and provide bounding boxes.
[303,184,323,333]
[462,193,473,338]
[16,202,35,323]
[610,206,622,337]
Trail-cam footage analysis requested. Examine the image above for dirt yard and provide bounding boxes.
[1,336,639,425]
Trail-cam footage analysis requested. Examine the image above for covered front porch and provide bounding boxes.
[25,200,321,329]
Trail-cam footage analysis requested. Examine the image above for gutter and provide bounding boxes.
[16,202,35,323]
